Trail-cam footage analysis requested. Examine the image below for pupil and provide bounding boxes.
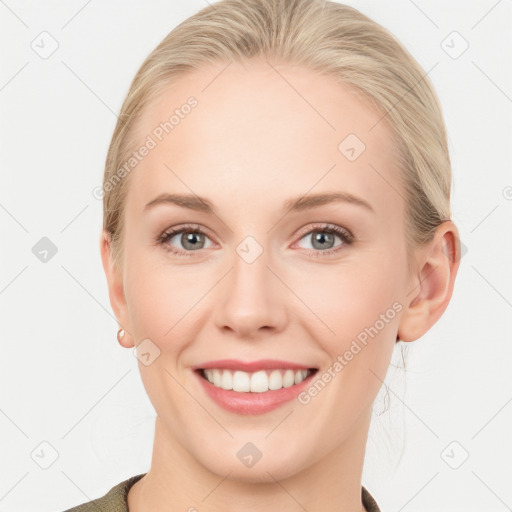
[183,232,203,249]
[313,232,333,250]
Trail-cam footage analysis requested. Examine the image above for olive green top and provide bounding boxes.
[63,473,381,511]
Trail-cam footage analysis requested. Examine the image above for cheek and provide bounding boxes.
[297,261,401,342]
[125,269,171,339]
[123,257,204,417]
[124,250,210,349]
[299,265,400,417]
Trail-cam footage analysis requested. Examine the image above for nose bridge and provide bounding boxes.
[213,235,287,337]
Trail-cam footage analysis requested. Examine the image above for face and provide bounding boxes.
[106,58,415,482]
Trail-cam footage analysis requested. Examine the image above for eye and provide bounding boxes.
[156,224,214,256]
[156,222,354,258]
[295,223,354,257]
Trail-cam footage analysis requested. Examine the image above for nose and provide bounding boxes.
[213,248,288,339]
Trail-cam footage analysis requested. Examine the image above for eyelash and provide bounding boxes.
[156,223,354,258]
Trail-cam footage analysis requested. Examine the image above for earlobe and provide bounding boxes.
[99,230,134,348]
[397,221,461,343]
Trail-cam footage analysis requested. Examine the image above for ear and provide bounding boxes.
[398,220,461,343]
[99,229,134,348]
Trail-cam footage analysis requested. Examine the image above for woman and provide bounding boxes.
[65,0,460,510]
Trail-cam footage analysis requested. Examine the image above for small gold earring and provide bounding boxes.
[117,328,125,343]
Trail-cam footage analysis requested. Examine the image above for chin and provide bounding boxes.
[196,448,309,484]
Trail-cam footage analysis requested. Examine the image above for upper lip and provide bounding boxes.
[192,359,317,372]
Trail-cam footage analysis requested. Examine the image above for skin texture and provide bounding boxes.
[100,58,460,512]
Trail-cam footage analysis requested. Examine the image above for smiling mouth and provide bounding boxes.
[196,368,318,393]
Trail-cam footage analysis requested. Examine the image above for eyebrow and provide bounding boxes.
[143,191,374,215]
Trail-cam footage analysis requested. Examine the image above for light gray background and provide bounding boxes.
[1,1,511,511]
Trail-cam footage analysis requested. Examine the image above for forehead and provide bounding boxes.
[126,58,403,218]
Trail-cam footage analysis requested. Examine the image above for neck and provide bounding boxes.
[128,409,372,512]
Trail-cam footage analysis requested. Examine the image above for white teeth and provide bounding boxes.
[283,369,295,388]
[212,369,222,387]
[295,369,308,384]
[220,370,232,390]
[250,370,269,393]
[232,370,251,392]
[202,368,312,393]
[268,370,282,390]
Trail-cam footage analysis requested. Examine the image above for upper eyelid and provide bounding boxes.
[296,222,351,237]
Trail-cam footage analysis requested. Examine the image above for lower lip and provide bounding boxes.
[194,370,317,415]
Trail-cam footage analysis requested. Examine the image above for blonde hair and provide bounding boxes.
[103,0,452,298]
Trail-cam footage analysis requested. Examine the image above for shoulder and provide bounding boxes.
[62,474,378,512]
[362,485,381,512]
[62,473,147,512]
